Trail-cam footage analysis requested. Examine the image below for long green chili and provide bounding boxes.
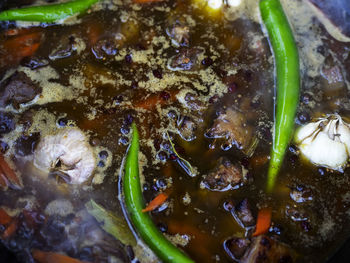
[0,0,99,22]
[260,0,300,192]
[123,123,194,263]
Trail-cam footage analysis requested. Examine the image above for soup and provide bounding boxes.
[0,0,349,262]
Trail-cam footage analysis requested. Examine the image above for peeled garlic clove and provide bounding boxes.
[337,121,350,153]
[295,115,350,170]
[300,131,348,169]
[295,121,321,144]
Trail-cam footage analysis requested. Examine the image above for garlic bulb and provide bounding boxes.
[34,128,96,184]
[295,115,350,170]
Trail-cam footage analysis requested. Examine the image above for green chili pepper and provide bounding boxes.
[260,0,300,192]
[123,123,194,263]
[0,0,99,22]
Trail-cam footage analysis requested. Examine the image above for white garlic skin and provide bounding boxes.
[295,115,350,171]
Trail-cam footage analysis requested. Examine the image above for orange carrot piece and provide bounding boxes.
[142,193,168,212]
[0,208,12,225]
[134,90,178,111]
[134,94,159,110]
[1,31,42,67]
[4,28,39,37]
[18,42,40,58]
[4,29,20,36]
[252,207,272,237]
[0,154,22,188]
[4,32,41,50]
[32,250,89,263]
[2,218,18,239]
[250,155,269,168]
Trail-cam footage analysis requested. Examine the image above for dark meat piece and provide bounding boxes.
[38,217,67,248]
[168,47,204,71]
[20,57,49,70]
[177,116,197,141]
[92,37,120,59]
[232,199,255,228]
[202,157,244,191]
[224,237,251,260]
[0,112,15,134]
[15,133,40,157]
[206,108,254,152]
[289,185,313,203]
[0,140,9,153]
[285,205,308,222]
[241,236,295,263]
[0,71,42,109]
[167,21,190,47]
[183,92,206,112]
[49,36,79,60]
[18,110,34,131]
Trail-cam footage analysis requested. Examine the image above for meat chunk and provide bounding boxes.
[49,36,85,60]
[20,56,49,70]
[183,92,206,112]
[206,108,254,153]
[224,237,251,260]
[168,47,203,71]
[224,236,295,263]
[285,205,308,222]
[15,133,40,156]
[92,35,122,59]
[34,128,96,184]
[167,22,190,47]
[202,157,244,191]
[289,185,313,203]
[232,198,255,228]
[177,116,197,141]
[0,111,15,134]
[241,236,295,263]
[0,71,42,109]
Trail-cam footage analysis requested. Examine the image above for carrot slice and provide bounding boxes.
[142,193,168,212]
[252,207,272,237]
[1,30,42,68]
[250,155,269,168]
[4,32,41,53]
[17,42,40,58]
[0,154,22,189]
[0,208,12,225]
[134,90,178,111]
[32,250,89,263]
[4,29,20,37]
[4,28,38,37]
